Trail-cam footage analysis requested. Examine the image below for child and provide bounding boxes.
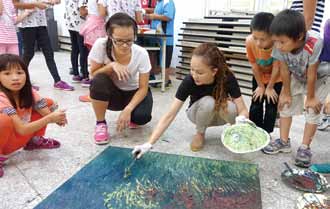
[89,12,153,144]
[79,0,106,50]
[0,54,67,177]
[64,0,90,86]
[98,0,143,23]
[146,0,175,87]
[262,10,330,168]
[13,0,74,91]
[0,0,34,54]
[246,12,282,134]
[132,43,249,158]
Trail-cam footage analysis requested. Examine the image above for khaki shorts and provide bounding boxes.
[280,75,330,124]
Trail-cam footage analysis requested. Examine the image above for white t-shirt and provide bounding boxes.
[87,0,100,15]
[99,0,141,20]
[18,0,47,28]
[88,37,151,91]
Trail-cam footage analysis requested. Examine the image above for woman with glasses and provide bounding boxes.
[88,12,153,145]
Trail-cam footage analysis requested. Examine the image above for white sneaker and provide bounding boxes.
[318,116,330,131]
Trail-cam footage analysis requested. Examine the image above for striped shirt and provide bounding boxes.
[0,0,18,44]
[290,0,325,33]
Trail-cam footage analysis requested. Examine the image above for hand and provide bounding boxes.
[116,108,131,133]
[252,86,265,102]
[43,0,59,5]
[305,97,322,114]
[145,14,154,20]
[265,87,278,104]
[278,92,292,111]
[48,110,67,125]
[110,62,130,81]
[34,2,48,9]
[24,9,35,16]
[132,142,152,159]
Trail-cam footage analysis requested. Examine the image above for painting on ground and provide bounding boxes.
[34,146,262,209]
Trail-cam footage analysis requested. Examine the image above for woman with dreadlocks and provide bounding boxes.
[133,43,249,157]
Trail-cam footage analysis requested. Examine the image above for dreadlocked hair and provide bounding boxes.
[192,43,232,112]
[105,12,138,61]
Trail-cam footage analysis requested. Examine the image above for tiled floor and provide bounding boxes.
[0,52,329,209]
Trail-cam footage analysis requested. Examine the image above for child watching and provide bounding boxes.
[89,13,153,144]
[246,12,282,134]
[0,54,67,177]
[262,10,330,168]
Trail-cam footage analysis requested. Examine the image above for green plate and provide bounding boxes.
[221,122,270,153]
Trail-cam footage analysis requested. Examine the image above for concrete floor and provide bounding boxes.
[0,51,329,209]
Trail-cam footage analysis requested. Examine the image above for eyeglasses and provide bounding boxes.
[111,37,135,46]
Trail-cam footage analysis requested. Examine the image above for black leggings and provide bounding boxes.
[68,30,89,78]
[90,73,153,125]
[20,26,61,83]
[249,78,282,133]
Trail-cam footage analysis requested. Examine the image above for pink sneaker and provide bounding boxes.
[81,78,91,88]
[54,81,74,91]
[94,123,109,144]
[72,75,83,83]
[79,94,91,102]
[129,122,139,129]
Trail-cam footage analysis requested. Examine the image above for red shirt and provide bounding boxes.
[139,0,157,25]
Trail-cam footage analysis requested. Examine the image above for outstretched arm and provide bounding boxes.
[148,98,184,145]
[233,96,249,119]
[132,98,184,158]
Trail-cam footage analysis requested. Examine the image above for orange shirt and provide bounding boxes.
[0,89,42,123]
[246,35,281,84]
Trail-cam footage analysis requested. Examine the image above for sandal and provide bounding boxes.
[24,136,61,151]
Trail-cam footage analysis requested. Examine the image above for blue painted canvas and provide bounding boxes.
[35,147,262,209]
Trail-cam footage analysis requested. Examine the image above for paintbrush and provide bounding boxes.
[123,151,140,179]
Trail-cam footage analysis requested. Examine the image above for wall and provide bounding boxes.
[54,0,330,67]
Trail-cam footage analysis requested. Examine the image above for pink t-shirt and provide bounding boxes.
[0,90,45,123]
[0,0,18,44]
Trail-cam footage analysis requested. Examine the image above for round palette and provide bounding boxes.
[221,122,270,153]
[281,168,329,193]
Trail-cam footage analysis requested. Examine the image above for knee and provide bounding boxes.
[131,113,152,125]
[197,96,215,113]
[305,109,320,124]
[0,114,14,132]
[44,98,58,111]
[90,73,111,99]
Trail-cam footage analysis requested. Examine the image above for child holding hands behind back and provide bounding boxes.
[0,54,67,177]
